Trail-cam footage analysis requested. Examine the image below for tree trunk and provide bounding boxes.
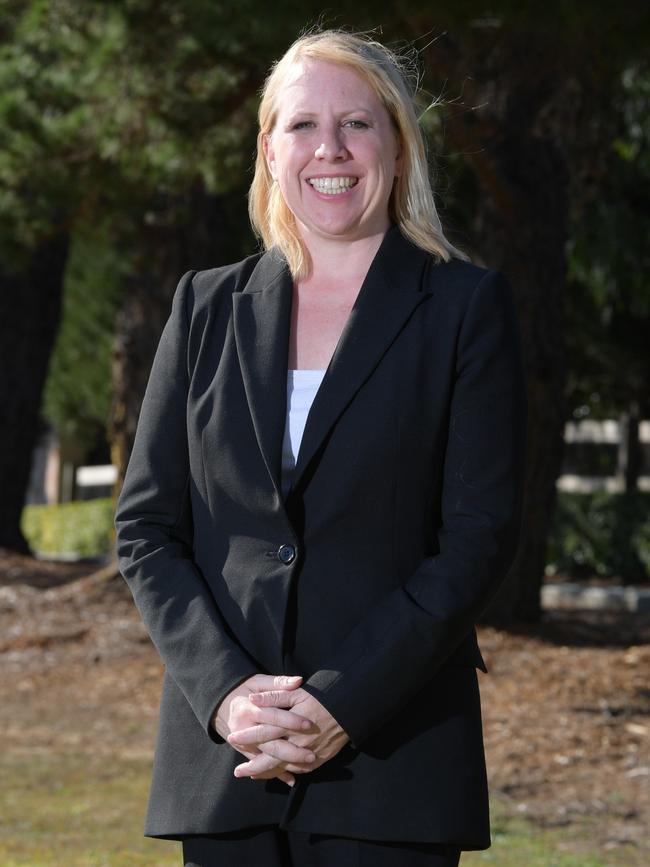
[472,133,569,624]
[420,27,572,624]
[109,184,251,489]
[612,401,646,584]
[618,400,642,493]
[0,233,70,552]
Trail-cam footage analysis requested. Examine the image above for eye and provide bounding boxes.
[343,119,369,129]
[291,120,315,130]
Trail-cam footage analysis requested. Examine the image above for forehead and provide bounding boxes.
[276,58,383,110]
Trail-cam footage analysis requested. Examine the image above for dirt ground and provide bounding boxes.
[1,549,648,862]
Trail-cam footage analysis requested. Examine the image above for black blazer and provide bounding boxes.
[115,224,527,848]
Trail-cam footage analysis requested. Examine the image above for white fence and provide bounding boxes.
[557,419,650,492]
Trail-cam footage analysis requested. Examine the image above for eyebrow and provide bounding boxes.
[285,107,375,122]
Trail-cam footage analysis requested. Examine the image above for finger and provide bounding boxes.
[237,746,261,758]
[250,769,297,785]
[251,704,313,732]
[246,764,314,781]
[258,739,316,765]
[234,749,315,779]
[249,688,298,707]
[278,771,296,787]
[227,724,287,746]
[234,752,283,778]
[246,674,303,692]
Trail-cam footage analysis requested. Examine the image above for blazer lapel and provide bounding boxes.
[232,251,293,498]
[292,226,431,489]
[232,226,432,499]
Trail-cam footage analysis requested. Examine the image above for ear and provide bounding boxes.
[262,133,277,180]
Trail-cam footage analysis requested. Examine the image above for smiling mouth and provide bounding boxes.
[307,176,358,195]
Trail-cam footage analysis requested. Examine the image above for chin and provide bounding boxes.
[311,217,370,240]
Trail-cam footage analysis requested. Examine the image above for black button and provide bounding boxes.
[277,544,296,564]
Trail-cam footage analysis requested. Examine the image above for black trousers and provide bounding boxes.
[181,826,462,866]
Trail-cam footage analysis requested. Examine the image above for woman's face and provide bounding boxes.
[263,58,402,247]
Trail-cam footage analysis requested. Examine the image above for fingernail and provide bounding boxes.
[287,676,301,682]
[287,780,295,787]
[306,753,316,762]
[302,720,311,729]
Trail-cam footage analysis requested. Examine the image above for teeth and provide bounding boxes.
[308,177,358,195]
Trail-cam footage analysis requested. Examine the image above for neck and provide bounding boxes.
[299,227,389,291]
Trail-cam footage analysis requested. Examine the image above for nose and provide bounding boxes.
[314,126,348,161]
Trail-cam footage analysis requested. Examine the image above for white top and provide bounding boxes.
[281,369,327,498]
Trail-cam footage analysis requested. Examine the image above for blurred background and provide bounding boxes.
[0,1,648,865]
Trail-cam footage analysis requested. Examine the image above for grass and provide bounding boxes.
[0,751,640,866]
[461,804,631,866]
[0,752,177,866]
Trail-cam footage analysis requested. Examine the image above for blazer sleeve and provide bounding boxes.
[301,268,528,749]
[114,270,259,744]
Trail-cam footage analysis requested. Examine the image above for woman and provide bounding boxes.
[115,28,527,867]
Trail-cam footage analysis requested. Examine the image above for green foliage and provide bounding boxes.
[0,0,329,205]
[42,222,127,446]
[547,491,650,583]
[21,497,115,557]
[0,0,90,260]
[0,0,315,266]
[1,0,320,437]
[566,62,650,418]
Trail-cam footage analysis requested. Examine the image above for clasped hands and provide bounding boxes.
[211,674,349,788]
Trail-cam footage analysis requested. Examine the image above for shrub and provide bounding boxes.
[21,498,116,558]
[547,491,650,583]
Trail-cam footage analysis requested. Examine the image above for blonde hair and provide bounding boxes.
[248,29,468,278]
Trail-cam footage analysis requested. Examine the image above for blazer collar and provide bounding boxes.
[232,225,432,498]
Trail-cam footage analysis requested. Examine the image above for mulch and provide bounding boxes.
[1,548,648,861]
